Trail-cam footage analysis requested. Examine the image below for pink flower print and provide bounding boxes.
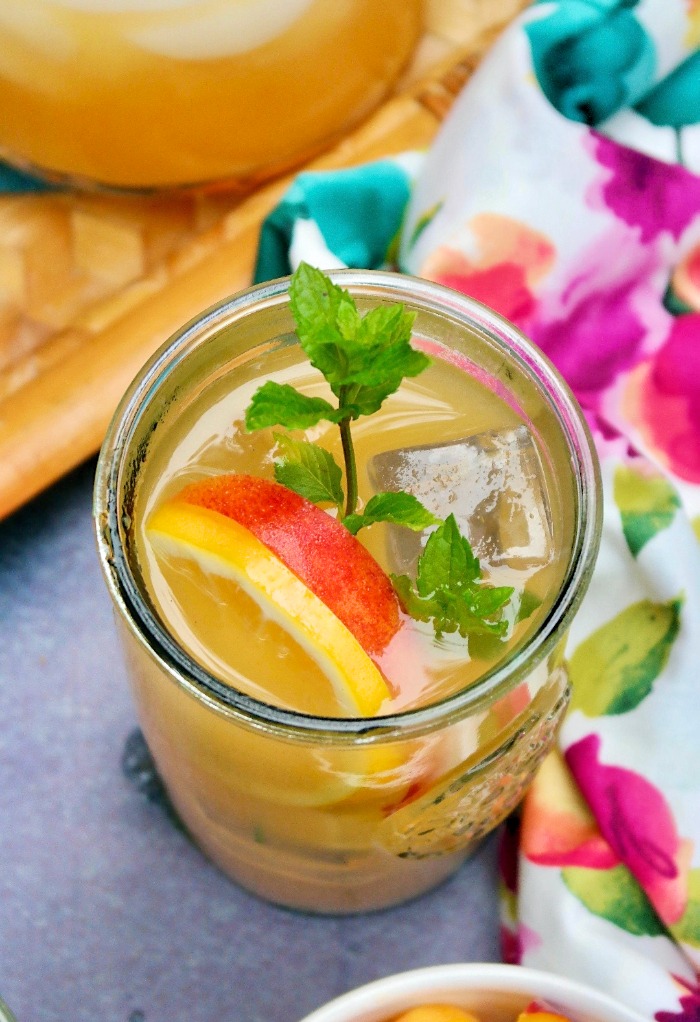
[419,214,555,327]
[499,813,521,895]
[500,923,523,966]
[528,262,647,410]
[434,264,537,324]
[590,133,700,243]
[500,922,541,966]
[527,226,669,412]
[565,734,690,926]
[623,313,700,483]
[655,974,700,1022]
[520,749,619,869]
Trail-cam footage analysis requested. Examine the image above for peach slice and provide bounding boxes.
[146,474,403,716]
[392,1008,481,1022]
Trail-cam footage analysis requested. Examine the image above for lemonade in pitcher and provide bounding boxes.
[0,0,421,190]
[94,267,601,912]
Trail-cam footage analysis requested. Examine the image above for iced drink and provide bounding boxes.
[94,270,601,912]
[0,0,421,190]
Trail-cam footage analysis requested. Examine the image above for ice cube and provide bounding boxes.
[369,425,554,575]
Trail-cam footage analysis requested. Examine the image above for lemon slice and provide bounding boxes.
[147,499,392,716]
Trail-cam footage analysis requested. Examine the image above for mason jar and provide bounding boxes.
[94,270,601,913]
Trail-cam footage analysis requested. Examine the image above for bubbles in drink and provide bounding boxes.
[369,425,554,579]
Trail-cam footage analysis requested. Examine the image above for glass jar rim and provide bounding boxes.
[94,269,602,743]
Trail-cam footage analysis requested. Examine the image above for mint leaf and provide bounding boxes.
[273,434,344,508]
[245,381,343,431]
[288,261,427,411]
[289,262,360,346]
[416,514,480,595]
[516,589,543,623]
[321,335,426,396]
[470,586,515,618]
[392,514,513,639]
[342,351,429,420]
[344,492,440,536]
[289,264,361,387]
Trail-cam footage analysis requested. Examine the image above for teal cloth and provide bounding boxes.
[0,163,54,192]
[525,0,699,127]
[252,160,412,283]
[635,50,700,127]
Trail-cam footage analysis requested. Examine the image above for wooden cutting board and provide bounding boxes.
[0,0,527,520]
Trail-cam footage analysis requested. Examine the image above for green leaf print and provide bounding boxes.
[563,864,666,937]
[569,598,682,716]
[613,465,681,556]
[673,868,700,948]
[407,201,443,249]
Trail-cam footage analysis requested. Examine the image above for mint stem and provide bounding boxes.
[338,388,358,517]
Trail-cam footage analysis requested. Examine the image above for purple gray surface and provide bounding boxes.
[0,460,502,1022]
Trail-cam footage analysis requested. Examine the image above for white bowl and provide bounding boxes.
[298,964,648,1022]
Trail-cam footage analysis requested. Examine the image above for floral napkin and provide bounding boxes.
[254,2,700,1018]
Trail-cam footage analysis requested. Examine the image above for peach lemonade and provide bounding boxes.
[0,0,421,190]
[94,267,601,912]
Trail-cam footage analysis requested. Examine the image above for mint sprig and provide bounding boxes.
[392,515,514,639]
[245,262,515,642]
[244,262,428,518]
